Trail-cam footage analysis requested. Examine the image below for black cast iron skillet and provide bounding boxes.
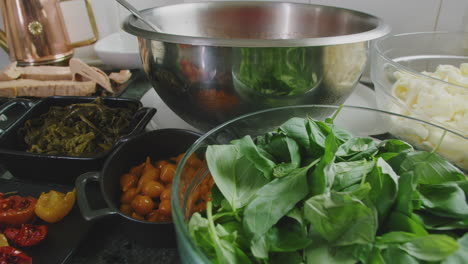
[75,128,202,248]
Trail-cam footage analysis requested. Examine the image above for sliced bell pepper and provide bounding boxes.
[34,189,76,223]
[0,246,32,264]
[4,224,48,247]
[0,193,37,225]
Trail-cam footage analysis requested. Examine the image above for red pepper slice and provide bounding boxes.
[0,194,37,225]
[0,246,32,264]
[5,224,48,247]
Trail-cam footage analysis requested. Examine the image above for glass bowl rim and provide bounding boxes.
[171,104,467,262]
[372,31,468,92]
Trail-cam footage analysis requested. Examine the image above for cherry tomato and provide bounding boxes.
[160,164,176,184]
[120,188,138,204]
[158,200,171,216]
[160,188,171,201]
[119,204,133,216]
[131,212,145,221]
[146,210,159,222]
[141,181,164,199]
[155,160,169,169]
[5,224,48,247]
[0,194,37,225]
[131,195,154,216]
[0,246,32,264]
[120,173,138,192]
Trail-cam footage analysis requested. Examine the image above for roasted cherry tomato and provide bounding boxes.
[5,224,48,247]
[34,189,76,223]
[0,246,32,264]
[0,194,37,225]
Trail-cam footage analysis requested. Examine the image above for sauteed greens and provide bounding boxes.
[21,98,137,156]
[189,112,467,264]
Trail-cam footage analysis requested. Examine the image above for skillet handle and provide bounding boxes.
[0,98,34,134]
[130,106,157,134]
[75,171,117,221]
[116,106,156,146]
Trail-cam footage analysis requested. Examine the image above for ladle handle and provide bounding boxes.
[115,0,162,32]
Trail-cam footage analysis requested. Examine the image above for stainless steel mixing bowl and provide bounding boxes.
[123,1,390,131]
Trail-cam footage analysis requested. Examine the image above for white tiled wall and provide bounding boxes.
[0,0,467,67]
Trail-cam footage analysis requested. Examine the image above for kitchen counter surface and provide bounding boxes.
[0,70,377,264]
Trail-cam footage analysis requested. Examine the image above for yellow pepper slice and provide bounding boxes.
[35,189,76,223]
[0,233,8,247]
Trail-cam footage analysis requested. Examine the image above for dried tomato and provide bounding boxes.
[0,194,37,225]
[0,246,32,264]
[5,224,47,247]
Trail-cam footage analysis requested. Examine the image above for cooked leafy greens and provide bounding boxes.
[189,114,467,264]
[21,97,137,156]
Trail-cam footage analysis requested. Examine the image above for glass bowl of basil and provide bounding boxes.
[172,104,467,264]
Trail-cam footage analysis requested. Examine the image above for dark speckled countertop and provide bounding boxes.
[0,71,181,264]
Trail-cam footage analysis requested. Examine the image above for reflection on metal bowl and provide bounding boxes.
[124,1,390,131]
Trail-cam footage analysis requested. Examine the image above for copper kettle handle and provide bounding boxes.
[61,0,99,48]
[0,30,7,53]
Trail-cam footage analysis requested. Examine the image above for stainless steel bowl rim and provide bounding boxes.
[123,2,391,47]
[373,31,468,91]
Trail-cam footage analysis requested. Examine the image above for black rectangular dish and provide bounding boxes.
[0,178,93,264]
[0,96,156,184]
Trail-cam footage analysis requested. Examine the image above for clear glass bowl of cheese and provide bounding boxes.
[370,32,468,170]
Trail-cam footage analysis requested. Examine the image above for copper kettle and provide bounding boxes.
[0,0,99,66]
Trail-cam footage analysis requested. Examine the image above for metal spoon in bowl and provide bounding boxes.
[115,0,162,32]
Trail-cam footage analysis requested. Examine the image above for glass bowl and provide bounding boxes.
[370,32,467,165]
[171,105,467,263]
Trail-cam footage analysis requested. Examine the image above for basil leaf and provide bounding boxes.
[332,159,376,191]
[243,164,311,237]
[381,247,420,264]
[378,139,414,153]
[335,137,377,159]
[233,135,276,180]
[398,234,459,261]
[279,117,316,155]
[394,171,418,215]
[305,243,355,264]
[377,231,420,244]
[206,144,270,210]
[303,184,378,246]
[266,218,312,252]
[257,134,301,166]
[271,252,303,264]
[188,213,218,261]
[366,158,399,220]
[418,182,468,219]
[416,211,468,230]
[286,207,306,230]
[389,151,465,185]
[250,234,269,260]
[385,211,428,236]
[310,132,337,195]
[442,233,468,264]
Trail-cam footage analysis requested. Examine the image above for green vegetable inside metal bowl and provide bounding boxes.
[172,105,467,264]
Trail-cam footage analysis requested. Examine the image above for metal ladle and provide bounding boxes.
[115,0,162,32]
